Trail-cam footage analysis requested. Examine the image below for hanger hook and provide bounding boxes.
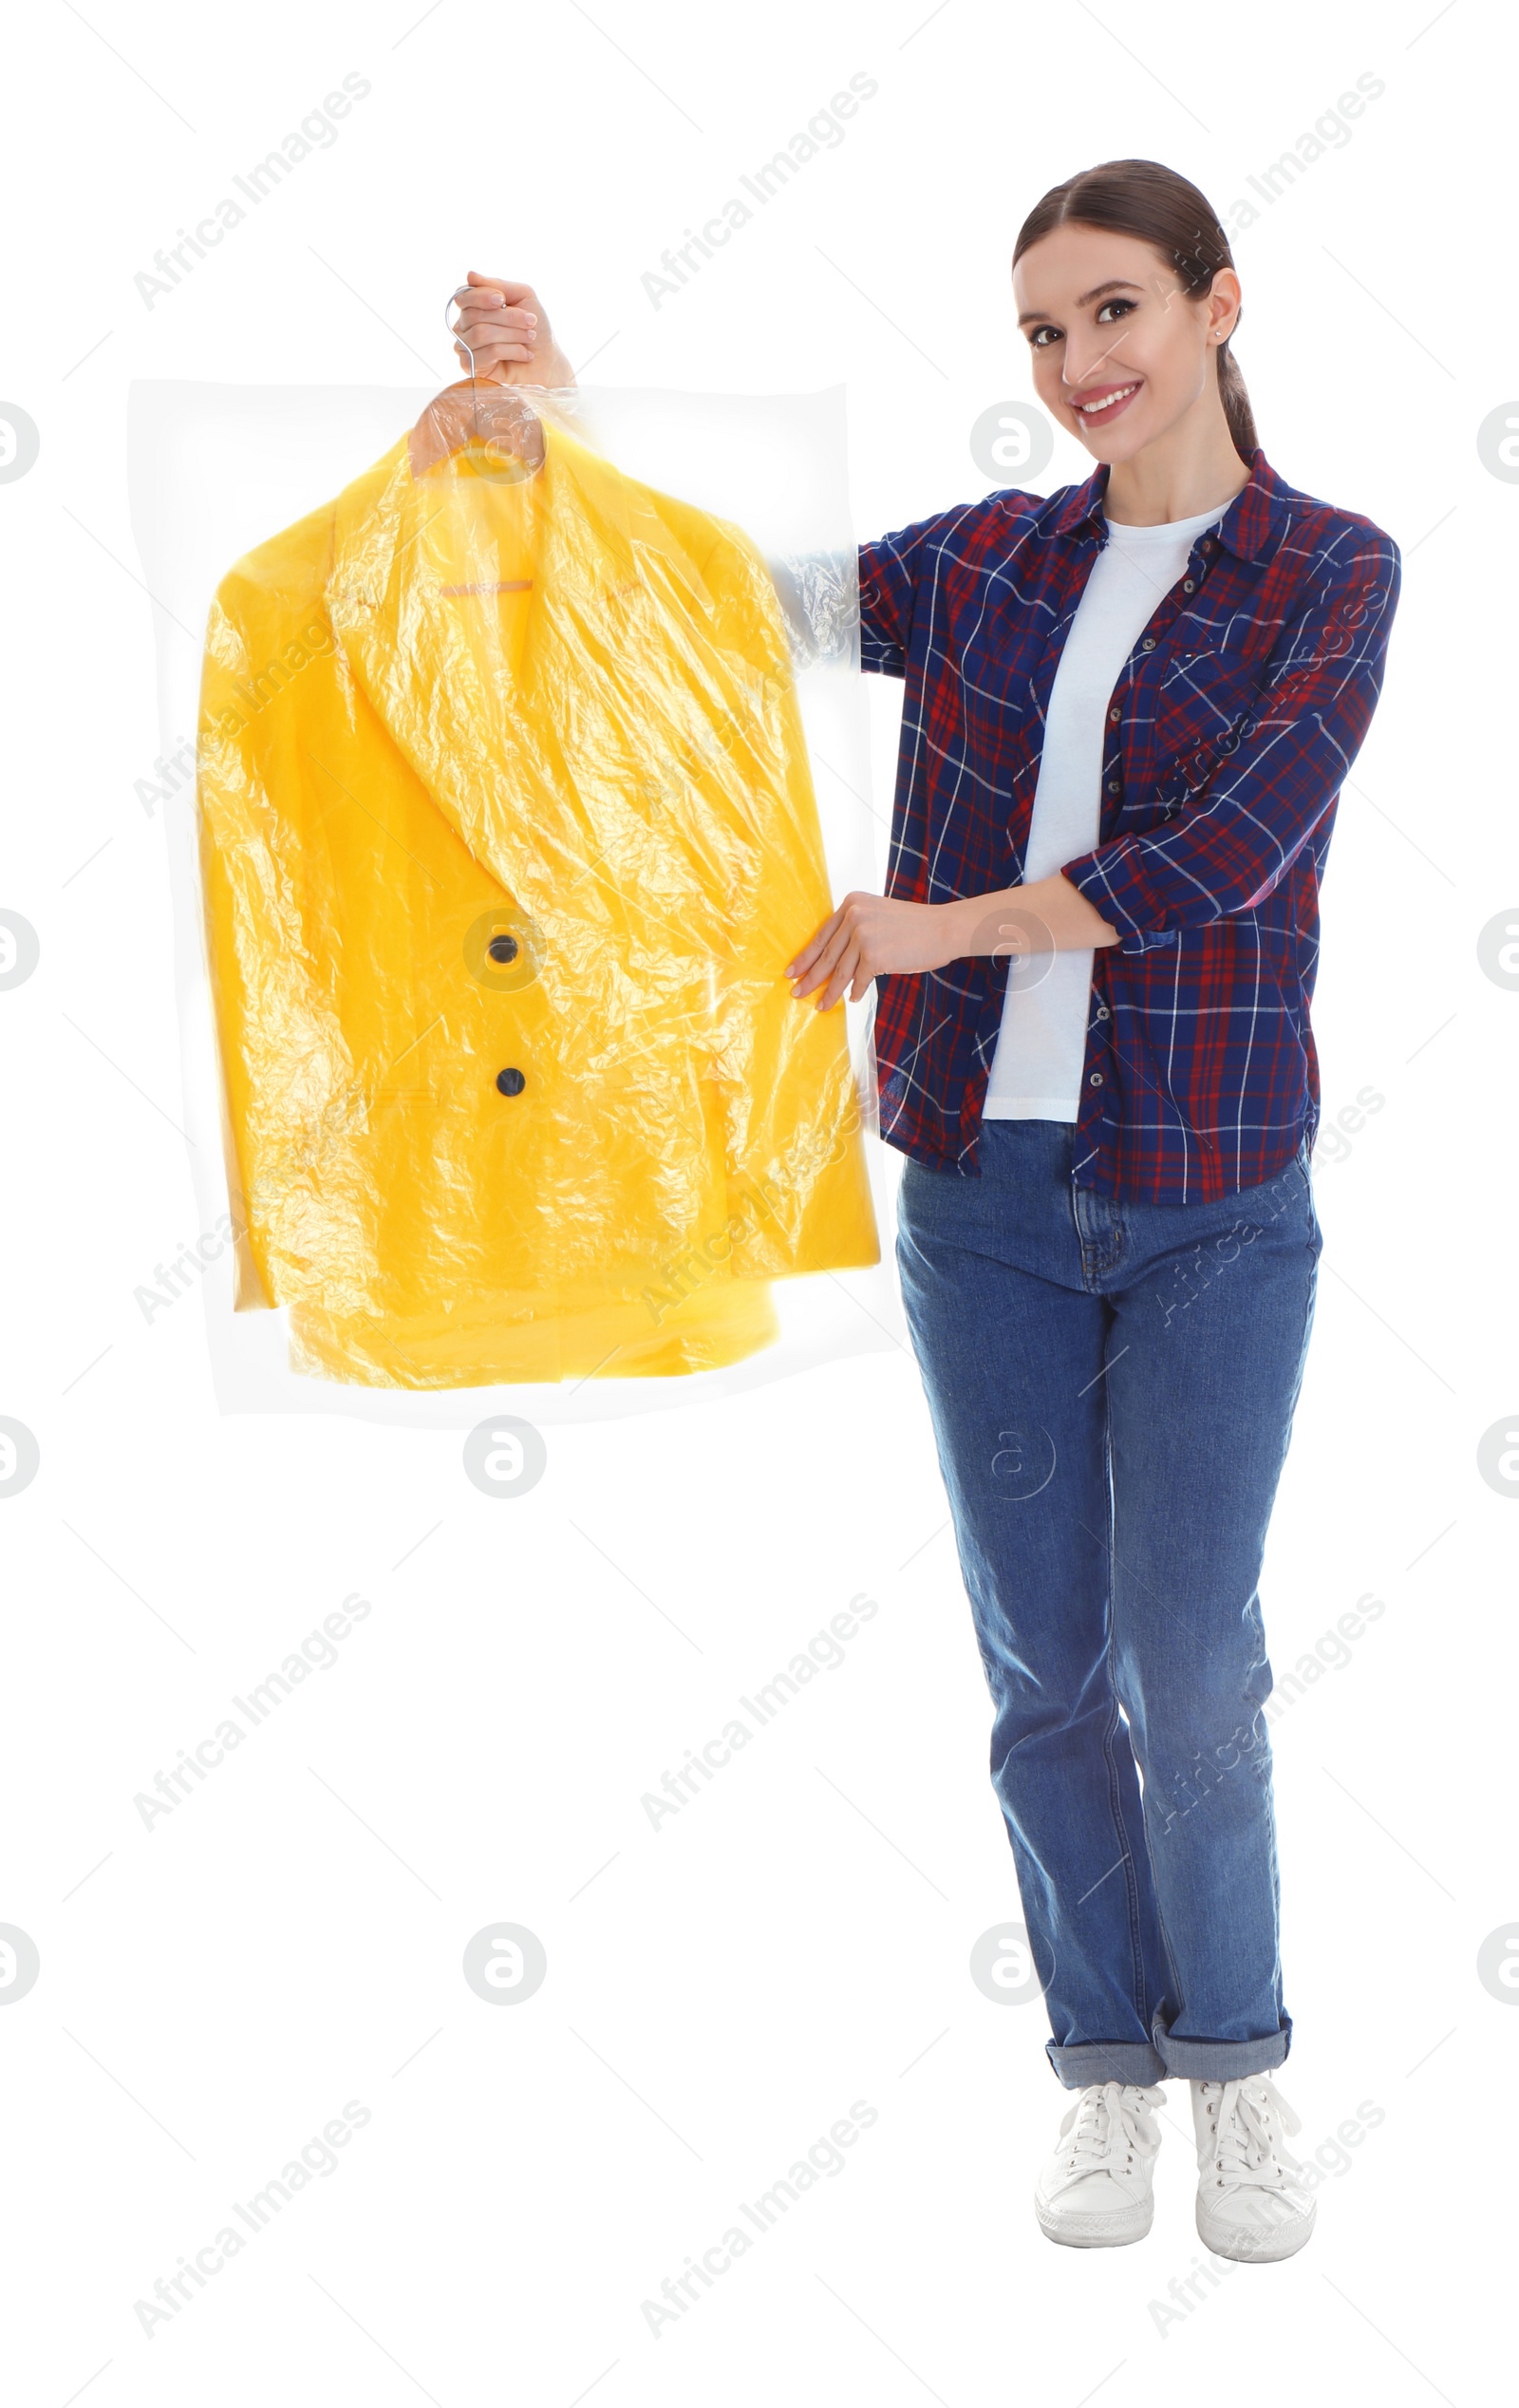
[444,290,483,437]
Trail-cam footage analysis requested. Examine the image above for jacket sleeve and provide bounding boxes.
[196,506,373,1316]
[1059,528,1401,947]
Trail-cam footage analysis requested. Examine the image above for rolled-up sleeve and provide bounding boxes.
[858,519,934,679]
[1060,530,1402,939]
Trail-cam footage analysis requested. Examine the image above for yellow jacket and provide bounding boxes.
[197,413,878,1386]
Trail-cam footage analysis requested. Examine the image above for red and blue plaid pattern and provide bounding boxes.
[859,448,1401,1201]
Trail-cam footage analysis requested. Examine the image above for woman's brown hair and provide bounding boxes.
[1012,159,1258,463]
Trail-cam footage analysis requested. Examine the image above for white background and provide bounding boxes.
[1,3,1512,2402]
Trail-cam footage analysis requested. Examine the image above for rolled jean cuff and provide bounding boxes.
[1047,2038,1167,2089]
[1153,2007,1292,2083]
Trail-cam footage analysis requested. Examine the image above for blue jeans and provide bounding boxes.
[895,1119,1322,2088]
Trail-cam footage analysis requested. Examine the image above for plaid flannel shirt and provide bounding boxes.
[859,447,1401,1201]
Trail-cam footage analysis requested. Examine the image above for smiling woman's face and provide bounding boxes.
[1011,222,1241,461]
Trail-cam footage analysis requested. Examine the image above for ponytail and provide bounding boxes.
[1215,334,1258,461]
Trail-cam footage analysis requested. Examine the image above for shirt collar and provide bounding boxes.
[1051,446,1290,563]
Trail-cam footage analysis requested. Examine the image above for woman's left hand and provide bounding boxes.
[785,892,962,1009]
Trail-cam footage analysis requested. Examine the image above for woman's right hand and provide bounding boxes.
[449,271,575,387]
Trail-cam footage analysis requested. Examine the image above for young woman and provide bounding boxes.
[452,156,1400,2264]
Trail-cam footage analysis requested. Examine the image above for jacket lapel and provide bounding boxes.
[326,420,723,931]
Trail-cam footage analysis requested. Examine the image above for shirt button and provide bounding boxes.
[1106,779,1120,794]
[1089,1071,1104,1086]
[1108,705,1120,723]
[1182,577,1196,593]
[488,933,519,964]
[1201,537,1214,552]
[1096,1005,1110,1021]
[496,1067,526,1097]
[1141,635,1157,650]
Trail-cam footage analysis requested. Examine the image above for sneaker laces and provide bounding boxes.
[1056,2080,1165,2181]
[1199,2075,1307,2196]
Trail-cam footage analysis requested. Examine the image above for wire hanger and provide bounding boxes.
[407,290,547,483]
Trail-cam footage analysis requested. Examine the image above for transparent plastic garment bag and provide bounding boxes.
[130,367,903,1425]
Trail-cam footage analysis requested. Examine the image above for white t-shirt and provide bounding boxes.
[982,500,1226,1119]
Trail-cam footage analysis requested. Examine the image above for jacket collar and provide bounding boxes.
[325,416,642,896]
[324,415,726,907]
[326,411,641,612]
[1051,446,1291,562]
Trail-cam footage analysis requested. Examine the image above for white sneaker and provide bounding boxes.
[1191,2075,1317,2262]
[1034,2079,1166,2248]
